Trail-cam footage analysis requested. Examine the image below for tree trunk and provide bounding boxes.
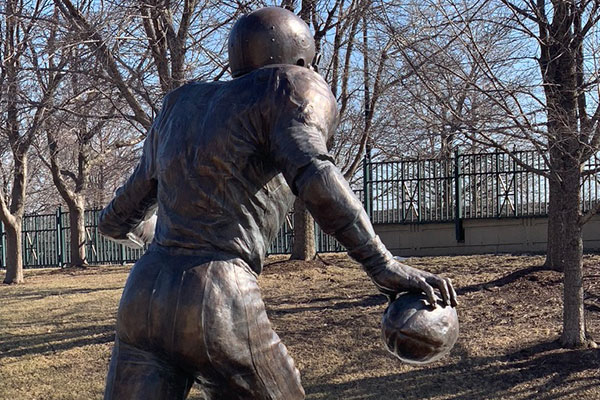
[557,168,586,347]
[68,199,87,267]
[536,3,588,346]
[545,176,564,271]
[3,220,23,284]
[290,198,316,260]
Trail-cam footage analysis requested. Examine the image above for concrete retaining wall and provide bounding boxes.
[374,216,600,257]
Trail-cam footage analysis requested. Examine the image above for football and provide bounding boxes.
[382,293,459,365]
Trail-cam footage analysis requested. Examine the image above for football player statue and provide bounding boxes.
[99,7,458,400]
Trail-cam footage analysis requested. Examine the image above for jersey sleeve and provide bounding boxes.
[268,68,379,252]
[97,98,166,240]
[268,69,339,194]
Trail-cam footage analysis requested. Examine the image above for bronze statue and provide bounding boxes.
[99,7,458,400]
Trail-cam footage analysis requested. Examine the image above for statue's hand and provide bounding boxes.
[129,214,157,247]
[367,259,458,307]
[113,214,157,249]
[347,236,458,307]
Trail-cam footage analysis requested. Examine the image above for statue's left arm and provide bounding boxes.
[98,117,159,247]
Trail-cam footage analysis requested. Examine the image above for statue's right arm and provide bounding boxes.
[269,70,457,306]
[290,155,456,306]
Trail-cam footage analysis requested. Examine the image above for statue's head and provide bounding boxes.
[228,7,316,78]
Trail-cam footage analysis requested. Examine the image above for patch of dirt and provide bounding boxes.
[0,254,598,400]
[257,253,600,400]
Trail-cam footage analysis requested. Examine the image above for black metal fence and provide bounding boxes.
[0,208,344,268]
[363,151,553,224]
[267,214,345,255]
[2,150,600,268]
[0,208,147,268]
[363,150,600,224]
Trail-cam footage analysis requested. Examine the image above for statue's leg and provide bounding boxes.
[105,248,304,400]
[103,338,194,400]
[194,259,305,400]
[103,250,195,400]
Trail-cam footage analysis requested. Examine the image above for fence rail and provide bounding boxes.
[3,208,147,268]
[0,208,344,268]
[362,150,600,224]
[3,150,600,268]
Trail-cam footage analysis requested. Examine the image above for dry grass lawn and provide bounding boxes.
[1,254,599,399]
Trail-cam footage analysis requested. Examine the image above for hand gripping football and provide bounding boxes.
[382,293,459,364]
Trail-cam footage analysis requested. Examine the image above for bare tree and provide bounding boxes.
[288,0,343,260]
[0,1,66,283]
[396,0,600,348]
[53,0,249,129]
[39,50,142,267]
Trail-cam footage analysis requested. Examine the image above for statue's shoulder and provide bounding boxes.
[253,66,337,112]
[162,80,225,106]
[264,65,331,92]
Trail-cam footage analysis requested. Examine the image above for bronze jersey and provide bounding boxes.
[99,65,339,273]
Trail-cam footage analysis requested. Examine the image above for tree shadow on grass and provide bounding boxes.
[0,286,123,301]
[457,265,553,295]
[269,264,560,317]
[0,323,115,359]
[305,341,600,400]
[269,294,386,316]
[456,264,599,314]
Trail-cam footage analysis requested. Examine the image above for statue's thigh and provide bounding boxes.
[195,260,305,400]
[104,338,193,400]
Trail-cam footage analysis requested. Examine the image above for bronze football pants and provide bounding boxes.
[103,247,304,400]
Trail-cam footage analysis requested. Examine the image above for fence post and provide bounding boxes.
[56,206,64,267]
[417,159,422,222]
[93,210,100,264]
[363,148,372,219]
[120,243,126,265]
[454,150,465,242]
[495,152,501,217]
[401,161,406,221]
[513,153,518,217]
[0,220,4,269]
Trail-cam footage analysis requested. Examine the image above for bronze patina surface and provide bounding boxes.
[99,7,457,400]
